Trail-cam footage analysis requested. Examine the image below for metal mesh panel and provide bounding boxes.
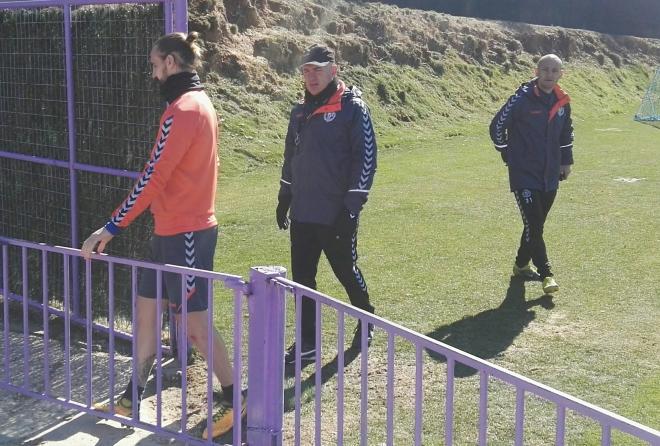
[1,3,164,318]
[0,3,163,248]
[73,4,164,170]
[0,159,70,305]
[0,8,68,161]
[0,158,71,246]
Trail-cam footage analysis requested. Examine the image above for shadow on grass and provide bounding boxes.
[282,344,362,413]
[425,275,555,378]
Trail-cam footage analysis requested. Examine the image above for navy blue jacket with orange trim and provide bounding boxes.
[279,80,377,225]
[489,79,574,192]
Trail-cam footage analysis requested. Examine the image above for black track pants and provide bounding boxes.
[290,220,374,344]
[513,189,557,279]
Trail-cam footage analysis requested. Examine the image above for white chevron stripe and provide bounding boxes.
[358,105,375,190]
[350,232,368,292]
[184,232,196,296]
[494,89,524,145]
[112,115,174,225]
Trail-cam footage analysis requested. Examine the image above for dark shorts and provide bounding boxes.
[138,226,218,313]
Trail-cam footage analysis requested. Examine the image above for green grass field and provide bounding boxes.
[207,61,659,444]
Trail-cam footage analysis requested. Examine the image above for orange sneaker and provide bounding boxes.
[93,396,133,417]
[201,396,247,439]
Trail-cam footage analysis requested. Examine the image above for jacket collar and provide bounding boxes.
[309,80,346,117]
[531,81,571,121]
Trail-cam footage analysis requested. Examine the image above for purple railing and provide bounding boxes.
[1,237,660,445]
[270,277,660,446]
[0,236,255,445]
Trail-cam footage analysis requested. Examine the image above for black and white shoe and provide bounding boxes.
[352,321,374,348]
[284,341,316,365]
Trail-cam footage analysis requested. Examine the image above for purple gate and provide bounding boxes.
[0,236,255,445]
[0,0,188,317]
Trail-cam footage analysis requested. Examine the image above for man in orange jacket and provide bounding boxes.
[81,32,243,440]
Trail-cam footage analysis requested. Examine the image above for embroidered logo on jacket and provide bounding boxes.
[324,112,336,123]
[557,107,565,117]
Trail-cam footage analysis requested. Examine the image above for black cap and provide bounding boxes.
[300,45,335,68]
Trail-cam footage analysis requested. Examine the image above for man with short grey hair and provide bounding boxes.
[276,44,378,363]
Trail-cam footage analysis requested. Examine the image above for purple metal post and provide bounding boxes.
[414,344,423,446]
[233,286,244,446]
[360,316,369,446]
[130,266,138,421]
[336,311,345,445]
[63,5,80,316]
[21,247,30,388]
[173,0,188,33]
[386,332,395,446]
[63,254,71,400]
[556,404,566,446]
[515,387,525,446]
[163,0,172,33]
[205,279,214,445]
[294,289,302,446]
[156,270,163,428]
[247,266,286,446]
[42,250,51,394]
[446,357,455,446]
[314,301,322,446]
[85,259,92,407]
[2,245,9,383]
[179,274,188,434]
[478,370,488,446]
[601,424,611,446]
[108,262,116,410]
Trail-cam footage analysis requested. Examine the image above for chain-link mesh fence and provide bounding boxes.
[1,3,169,322]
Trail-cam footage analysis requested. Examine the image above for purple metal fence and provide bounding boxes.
[268,277,660,446]
[0,236,254,445]
[1,236,659,445]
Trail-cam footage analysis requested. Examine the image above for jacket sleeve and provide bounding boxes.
[559,103,574,165]
[344,99,377,216]
[104,111,193,235]
[489,90,523,152]
[278,111,295,199]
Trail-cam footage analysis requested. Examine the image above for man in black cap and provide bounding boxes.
[276,44,378,363]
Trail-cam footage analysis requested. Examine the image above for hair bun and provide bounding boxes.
[186,31,199,43]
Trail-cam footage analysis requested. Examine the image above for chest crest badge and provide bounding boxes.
[324,112,336,123]
[558,107,565,117]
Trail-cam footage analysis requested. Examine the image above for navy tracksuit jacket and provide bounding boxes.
[489,79,574,192]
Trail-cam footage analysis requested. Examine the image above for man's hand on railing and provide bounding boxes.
[81,226,114,260]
